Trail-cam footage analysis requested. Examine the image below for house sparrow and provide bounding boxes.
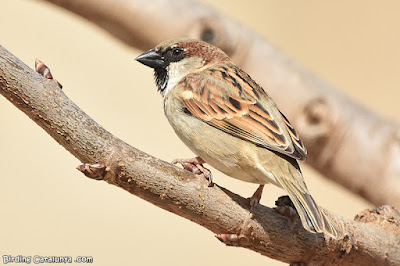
[136,38,338,238]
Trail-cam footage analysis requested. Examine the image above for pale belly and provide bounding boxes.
[165,103,280,186]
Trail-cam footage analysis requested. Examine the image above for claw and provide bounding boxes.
[172,157,213,186]
[274,195,298,220]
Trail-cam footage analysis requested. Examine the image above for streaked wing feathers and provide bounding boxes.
[179,64,307,160]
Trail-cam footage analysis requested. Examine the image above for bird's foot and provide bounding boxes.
[274,195,298,220]
[249,184,265,211]
[172,156,213,187]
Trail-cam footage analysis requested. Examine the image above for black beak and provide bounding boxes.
[135,48,165,69]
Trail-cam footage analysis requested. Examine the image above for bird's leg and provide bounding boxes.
[249,184,265,209]
[172,156,213,187]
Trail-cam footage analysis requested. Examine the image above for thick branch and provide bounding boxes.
[1,46,399,265]
[42,0,400,207]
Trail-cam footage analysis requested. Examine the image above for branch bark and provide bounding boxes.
[1,45,399,265]
[41,0,400,208]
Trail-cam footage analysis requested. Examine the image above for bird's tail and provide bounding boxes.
[276,165,339,239]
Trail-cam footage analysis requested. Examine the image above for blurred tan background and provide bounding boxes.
[1,0,399,265]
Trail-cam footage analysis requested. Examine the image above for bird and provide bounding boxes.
[135,38,338,238]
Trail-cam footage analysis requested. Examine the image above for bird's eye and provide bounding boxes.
[163,47,185,63]
[172,48,183,57]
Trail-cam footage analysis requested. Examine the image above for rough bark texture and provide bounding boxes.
[41,0,400,208]
[1,45,400,265]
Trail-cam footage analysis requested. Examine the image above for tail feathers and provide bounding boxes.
[277,175,339,239]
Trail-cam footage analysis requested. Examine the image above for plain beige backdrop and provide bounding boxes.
[1,0,399,265]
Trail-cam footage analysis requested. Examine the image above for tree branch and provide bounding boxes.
[1,44,399,265]
[41,0,400,208]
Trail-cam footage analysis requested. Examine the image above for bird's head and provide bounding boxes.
[135,38,230,95]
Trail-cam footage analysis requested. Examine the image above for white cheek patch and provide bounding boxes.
[163,56,203,97]
[164,64,185,96]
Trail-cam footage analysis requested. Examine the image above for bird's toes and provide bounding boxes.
[172,157,214,186]
[249,196,260,208]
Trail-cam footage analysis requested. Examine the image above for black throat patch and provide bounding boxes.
[154,68,168,94]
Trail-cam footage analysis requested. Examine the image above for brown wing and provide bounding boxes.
[178,64,307,160]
